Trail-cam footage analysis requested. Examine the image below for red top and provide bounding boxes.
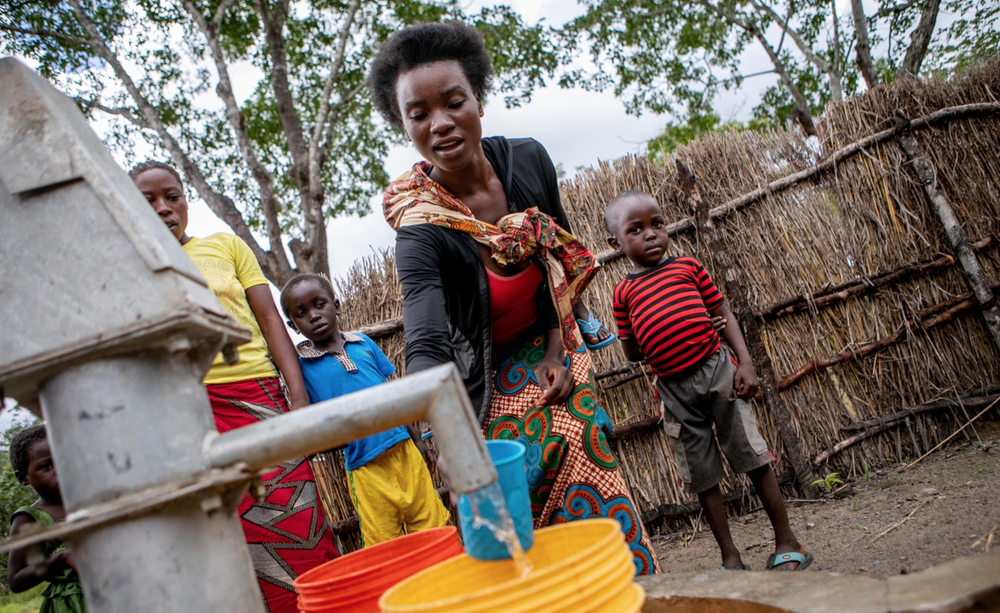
[489,264,544,345]
[612,256,724,377]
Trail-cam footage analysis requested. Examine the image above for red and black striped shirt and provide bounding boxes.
[612,256,724,377]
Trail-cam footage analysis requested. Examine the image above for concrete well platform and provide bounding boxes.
[637,550,1000,612]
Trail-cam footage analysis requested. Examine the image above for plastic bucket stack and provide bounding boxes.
[294,526,463,613]
[378,518,644,613]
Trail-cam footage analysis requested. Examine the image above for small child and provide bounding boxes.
[280,273,450,547]
[605,190,812,571]
[7,425,87,612]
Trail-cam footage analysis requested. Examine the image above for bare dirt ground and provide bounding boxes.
[651,423,1000,579]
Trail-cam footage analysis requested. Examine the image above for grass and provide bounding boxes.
[878,475,901,490]
[0,585,43,613]
[972,460,996,477]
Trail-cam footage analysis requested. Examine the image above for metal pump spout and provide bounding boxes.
[206,363,497,495]
[0,56,495,613]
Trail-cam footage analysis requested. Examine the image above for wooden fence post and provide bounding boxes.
[894,112,1000,355]
[676,159,818,498]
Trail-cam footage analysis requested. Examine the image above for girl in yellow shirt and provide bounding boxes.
[130,161,339,613]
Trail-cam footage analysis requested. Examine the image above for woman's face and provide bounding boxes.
[135,168,190,244]
[395,60,484,175]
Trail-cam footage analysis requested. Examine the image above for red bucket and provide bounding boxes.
[294,527,462,613]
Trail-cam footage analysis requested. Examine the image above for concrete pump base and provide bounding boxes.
[637,549,1000,613]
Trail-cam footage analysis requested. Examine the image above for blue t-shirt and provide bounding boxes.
[297,333,410,471]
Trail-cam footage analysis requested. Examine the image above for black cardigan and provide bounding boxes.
[394,136,572,423]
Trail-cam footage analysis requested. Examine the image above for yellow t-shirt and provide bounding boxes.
[184,233,279,384]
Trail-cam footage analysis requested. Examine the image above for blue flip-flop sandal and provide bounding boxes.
[577,312,617,350]
[766,551,813,571]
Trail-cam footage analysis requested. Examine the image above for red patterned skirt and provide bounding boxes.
[207,378,340,613]
[485,332,660,575]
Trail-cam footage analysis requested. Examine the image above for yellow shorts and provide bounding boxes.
[348,440,451,547]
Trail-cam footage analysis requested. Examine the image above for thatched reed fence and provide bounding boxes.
[312,58,1000,550]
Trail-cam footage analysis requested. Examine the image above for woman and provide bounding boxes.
[131,161,339,612]
[368,22,659,575]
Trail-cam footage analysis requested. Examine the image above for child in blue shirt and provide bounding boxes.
[281,273,450,546]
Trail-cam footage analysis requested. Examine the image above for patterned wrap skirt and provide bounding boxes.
[485,331,661,575]
[207,377,340,613]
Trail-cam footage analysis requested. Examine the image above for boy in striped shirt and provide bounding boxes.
[606,190,811,572]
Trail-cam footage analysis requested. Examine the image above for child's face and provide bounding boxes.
[135,168,189,243]
[608,195,670,268]
[19,439,60,502]
[285,280,341,343]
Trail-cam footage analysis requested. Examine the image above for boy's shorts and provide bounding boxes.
[654,345,772,494]
[348,439,450,547]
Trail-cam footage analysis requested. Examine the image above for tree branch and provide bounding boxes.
[693,1,816,134]
[319,81,366,166]
[851,0,879,88]
[750,26,818,135]
[64,0,271,277]
[774,2,793,56]
[180,0,293,282]
[212,0,239,28]
[300,0,360,271]
[255,0,308,181]
[897,0,941,80]
[758,235,997,321]
[0,23,88,46]
[310,0,360,178]
[73,97,149,129]
[876,0,920,18]
[831,0,840,87]
[632,6,680,21]
[750,0,843,101]
[255,0,324,279]
[776,283,1000,391]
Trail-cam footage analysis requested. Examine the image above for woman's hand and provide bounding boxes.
[533,358,574,406]
[534,328,574,406]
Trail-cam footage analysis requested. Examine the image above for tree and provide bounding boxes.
[561,0,996,137]
[562,0,852,136]
[896,0,998,75]
[1,1,557,287]
[646,111,743,159]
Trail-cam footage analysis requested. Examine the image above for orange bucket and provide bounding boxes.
[295,526,462,613]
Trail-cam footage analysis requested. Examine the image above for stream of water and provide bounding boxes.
[464,480,533,578]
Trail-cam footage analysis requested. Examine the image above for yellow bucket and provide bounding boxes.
[379,518,644,613]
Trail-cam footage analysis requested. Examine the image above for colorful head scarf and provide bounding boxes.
[384,162,598,350]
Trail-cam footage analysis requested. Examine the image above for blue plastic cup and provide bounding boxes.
[457,439,535,561]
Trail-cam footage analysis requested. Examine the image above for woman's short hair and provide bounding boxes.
[368,21,494,130]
